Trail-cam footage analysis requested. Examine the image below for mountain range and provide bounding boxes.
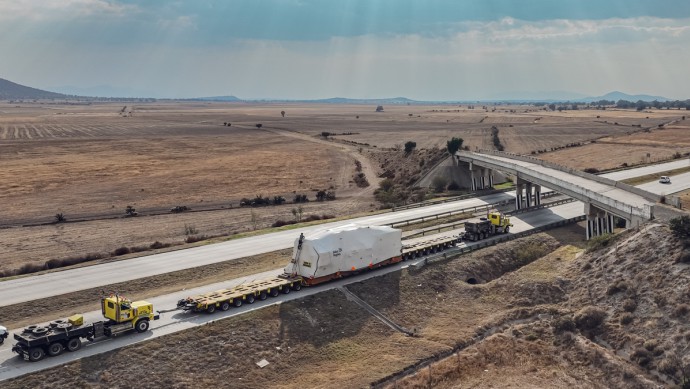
[0,77,677,103]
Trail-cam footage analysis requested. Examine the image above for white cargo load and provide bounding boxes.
[284,224,402,280]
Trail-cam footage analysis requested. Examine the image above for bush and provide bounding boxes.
[584,167,600,174]
[631,347,652,366]
[150,241,170,250]
[113,246,131,256]
[447,181,460,191]
[379,178,394,192]
[670,216,690,239]
[432,176,448,193]
[353,172,369,188]
[574,306,607,331]
[552,315,576,333]
[622,298,637,312]
[185,235,209,244]
[404,141,417,154]
[272,219,297,228]
[620,313,634,325]
[293,194,309,203]
[587,233,617,252]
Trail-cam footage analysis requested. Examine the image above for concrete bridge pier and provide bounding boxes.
[533,184,541,206]
[585,203,615,240]
[515,182,525,210]
[526,183,533,207]
[488,169,494,188]
[480,168,487,189]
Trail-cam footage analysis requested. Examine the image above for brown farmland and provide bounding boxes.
[0,101,685,274]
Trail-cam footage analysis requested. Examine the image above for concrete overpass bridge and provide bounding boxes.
[455,150,664,239]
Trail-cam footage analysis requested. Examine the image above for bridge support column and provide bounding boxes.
[470,168,477,191]
[480,168,486,189]
[526,183,533,208]
[534,185,541,206]
[515,183,524,210]
[586,214,595,240]
[488,169,494,188]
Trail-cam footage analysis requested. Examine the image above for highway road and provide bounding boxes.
[603,158,690,181]
[0,161,686,306]
[0,200,584,381]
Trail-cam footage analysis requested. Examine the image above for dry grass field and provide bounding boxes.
[0,101,685,276]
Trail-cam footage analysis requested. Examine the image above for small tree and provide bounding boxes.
[404,141,417,154]
[54,213,66,223]
[281,110,286,117]
[375,105,384,112]
[670,216,690,239]
[432,176,448,192]
[446,137,464,156]
[255,123,263,129]
[291,206,304,222]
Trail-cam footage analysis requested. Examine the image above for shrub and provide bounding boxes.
[129,245,148,253]
[584,167,599,174]
[54,213,66,223]
[321,131,331,138]
[432,176,448,193]
[631,347,652,366]
[113,246,131,256]
[185,235,209,244]
[353,172,369,188]
[150,241,170,250]
[293,194,309,203]
[379,178,394,192]
[606,280,629,295]
[622,298,637,312]
[552,315,576,333]
[272,220,297,228]
[404,141,417,154]
[447,181,460,191]
[587,233,616,252]
[620,313,634,325]
[574,306,607,331]
[669,216,690,239]
[18,263,44,275]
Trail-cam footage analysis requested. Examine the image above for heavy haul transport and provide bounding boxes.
[463,212,513,241]
[177,225,461,313]
[0,325,7,345]
[12,294,159,362]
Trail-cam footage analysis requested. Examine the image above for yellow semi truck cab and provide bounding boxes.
[101,295,159,333]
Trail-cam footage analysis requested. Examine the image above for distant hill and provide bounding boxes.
[0,78,68,100]
[581,91,670,102]
[193,95,242,102]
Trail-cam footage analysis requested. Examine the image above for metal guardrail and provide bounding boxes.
[389,191,561,229]
[390,188,515,212]
[401,195,573,239]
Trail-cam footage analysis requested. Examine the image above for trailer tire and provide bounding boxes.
[220,301,231,311]
[206,305,216,314]
[135,319,150,333]
[259,291,268,300]
[28,347,45,362]
[504,226,510,233]
[269,289,279,297]
[32,327,49,335]
[47,342,64,357]
[282,286,291,294]
[67,338,82,352]
[233,298,243,308]
[292,283,302,291]
[246,294,255,304]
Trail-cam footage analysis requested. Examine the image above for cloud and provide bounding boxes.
[0,0,139,21]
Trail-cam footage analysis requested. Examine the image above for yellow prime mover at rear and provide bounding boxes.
[12,294,159,362]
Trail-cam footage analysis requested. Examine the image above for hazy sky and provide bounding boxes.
[1,0,689,99]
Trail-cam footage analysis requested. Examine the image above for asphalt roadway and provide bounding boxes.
[0,201,583,381]
[0,159,687,307]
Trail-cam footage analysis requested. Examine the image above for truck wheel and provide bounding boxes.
[29,347,46,362]
[269,289,279,297]
[233,298,243,307]
[259,291,268,300]
[67,338,82,352]
[246,294,255,304]
[47,342,64,357]
[504,226,510,233]
[220,301,231,311]
[282,286,291,294]
[135,319,150,333]
[206,305,216,314]
[0,337,4,345]
[292,283,302,291]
